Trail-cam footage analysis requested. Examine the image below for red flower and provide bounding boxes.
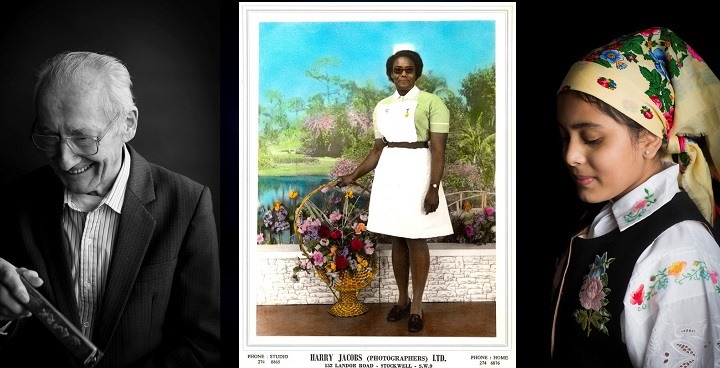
[664,106,675,132]
[335,255,348,270]
[630,284,644,306]
[350,238,364,252]
[317,225,331,238]
[329,229,342,239]
[650,95,662,110]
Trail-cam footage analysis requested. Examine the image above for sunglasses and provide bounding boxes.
[393,67,415,74]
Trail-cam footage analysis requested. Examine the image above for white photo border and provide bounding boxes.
[239,2,516,366]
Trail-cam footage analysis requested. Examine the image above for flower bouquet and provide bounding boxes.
[450,204,495,244]
[441,203,496,245]
[258,189,300,244]
[292,181,378,317]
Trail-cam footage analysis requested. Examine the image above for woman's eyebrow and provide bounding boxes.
[563,121,601,130]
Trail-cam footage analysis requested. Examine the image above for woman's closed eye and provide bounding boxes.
[582,137,601,145]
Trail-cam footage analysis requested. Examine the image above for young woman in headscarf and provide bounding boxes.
[551,27,720,367]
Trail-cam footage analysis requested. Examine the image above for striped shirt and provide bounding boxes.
[62,144,130,339]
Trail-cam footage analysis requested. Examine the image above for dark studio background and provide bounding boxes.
[0,1,220,225]
[516,7,720,366]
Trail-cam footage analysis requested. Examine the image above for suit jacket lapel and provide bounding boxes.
[94,145,156,348]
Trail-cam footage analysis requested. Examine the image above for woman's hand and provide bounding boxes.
[424,187,440,214]
[336,174,355,187]
[0,258,43,321]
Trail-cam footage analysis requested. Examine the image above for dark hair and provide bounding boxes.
[560,90,668,154]
[385,50,423,82]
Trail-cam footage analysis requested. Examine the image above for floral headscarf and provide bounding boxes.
[558,27,720,225]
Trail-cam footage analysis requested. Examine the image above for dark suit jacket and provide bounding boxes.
[0,145,220,367]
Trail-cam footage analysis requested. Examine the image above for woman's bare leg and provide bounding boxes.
[391,236,410,307]
[406,238,430,316]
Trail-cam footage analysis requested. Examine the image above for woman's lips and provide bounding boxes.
[574,175,594,186]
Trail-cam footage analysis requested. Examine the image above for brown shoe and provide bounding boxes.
[386,301,411,322]
[408,311,424,332]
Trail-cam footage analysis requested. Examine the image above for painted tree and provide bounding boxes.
[305,56,345,105]
[457,64,496,190]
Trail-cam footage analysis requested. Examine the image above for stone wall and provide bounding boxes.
[255,243,496,305]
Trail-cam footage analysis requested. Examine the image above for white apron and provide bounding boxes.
[366,96,453,239]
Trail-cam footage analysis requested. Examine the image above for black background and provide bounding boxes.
[519,6,720,366]
[0,1,221,226]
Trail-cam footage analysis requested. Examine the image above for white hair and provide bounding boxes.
[33,51,135,120]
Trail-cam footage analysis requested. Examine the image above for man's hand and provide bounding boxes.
[0,258,43,321]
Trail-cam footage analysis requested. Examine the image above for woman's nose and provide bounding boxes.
[563,138,584,167]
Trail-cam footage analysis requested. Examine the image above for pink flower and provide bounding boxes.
[300,259,312,270]
[364,241,375,255]
[639,27,661,37]
[329,210,343,222]
[632,199,647,212]
[711,270,718,284]
[663,108,675,133]
[579,276,605,311]
[688,44,704,62]
[485,207,495,216]
[641,107,653,119]
[257,233,264,244]
[650,95,662,110]
[312,251,324,266]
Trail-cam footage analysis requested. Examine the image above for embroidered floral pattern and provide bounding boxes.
[640,105,654,119]
[676,136,693,174]
[631,260,720,311]
[574,252,615,336]
[596,77,616,90]
[624,188,657,223]
[582,27,702,143]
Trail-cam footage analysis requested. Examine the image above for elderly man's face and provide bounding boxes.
[35,79,130,196]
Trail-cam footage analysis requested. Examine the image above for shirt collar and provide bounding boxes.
[393,86,420,100]
[610,161,680,232]
[63,144,131,213]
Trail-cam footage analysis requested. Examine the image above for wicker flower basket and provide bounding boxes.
[314,259,377,317]
[294,181,378,317]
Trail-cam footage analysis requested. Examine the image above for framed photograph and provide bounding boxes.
[239,2,515,367]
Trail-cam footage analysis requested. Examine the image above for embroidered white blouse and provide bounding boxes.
[582,162,720,367]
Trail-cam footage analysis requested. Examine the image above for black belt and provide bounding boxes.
[384,141,429,149]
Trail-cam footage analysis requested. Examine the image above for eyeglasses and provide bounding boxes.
[393,67,415,75]
[30,111,124,156]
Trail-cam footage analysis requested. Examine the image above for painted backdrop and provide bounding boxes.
[257,20,496,245]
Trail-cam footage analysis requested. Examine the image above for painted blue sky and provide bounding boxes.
[259,20,495,105]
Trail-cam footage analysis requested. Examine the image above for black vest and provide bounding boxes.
[551,191,710,367]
